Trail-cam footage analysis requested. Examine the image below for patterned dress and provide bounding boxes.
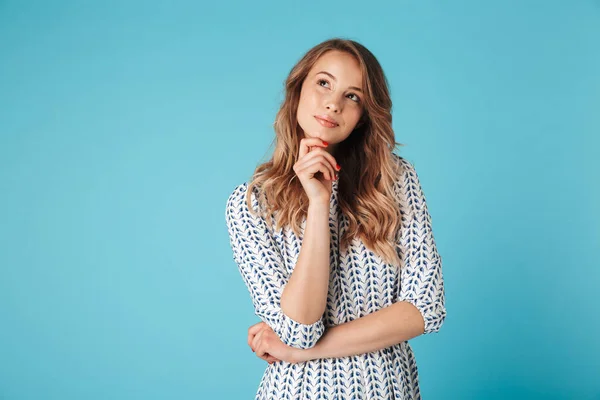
[225,153,446,400]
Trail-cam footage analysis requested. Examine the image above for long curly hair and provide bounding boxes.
[246,37,406,268]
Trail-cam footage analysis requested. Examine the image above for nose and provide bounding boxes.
[324,94,341,113]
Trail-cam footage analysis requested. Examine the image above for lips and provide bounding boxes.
[314,115,339,127]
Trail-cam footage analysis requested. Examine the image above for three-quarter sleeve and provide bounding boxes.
[225,183,325,349]
[395,158,447,335]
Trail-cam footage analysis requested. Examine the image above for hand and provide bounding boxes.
[247,321,300,364]
[248,322,281,364]
[293,137,341,204]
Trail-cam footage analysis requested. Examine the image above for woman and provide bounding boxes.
[225,37,446,400]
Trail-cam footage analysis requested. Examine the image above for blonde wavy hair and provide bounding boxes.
[246,37,406,268]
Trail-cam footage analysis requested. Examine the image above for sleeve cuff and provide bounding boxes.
[400,297,447,335]
[274,311,325,349]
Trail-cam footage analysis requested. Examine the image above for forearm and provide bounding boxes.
[293,301,425,362]
[280,201,330,325]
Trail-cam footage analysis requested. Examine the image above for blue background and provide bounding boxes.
[1,1,598,399]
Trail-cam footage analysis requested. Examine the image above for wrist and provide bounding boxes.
[290,345,319,364]
[308,201,330,213]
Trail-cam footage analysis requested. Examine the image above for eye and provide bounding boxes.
[317,78,361,103]
[347,93,360,103]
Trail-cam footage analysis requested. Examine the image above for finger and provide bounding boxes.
[251,335,281,364]
[249,322,271,351]
[260,350,278,363]
[256,345,277,364]
[299,137,329,160]
[247,322,267,350]
[254,332,275,361]
[266,355,281,363]
[256,343,268,359]
[258,351,277,364]
[248,331,256,351]
[252,329,265,356]
[296,146,340,176]
[248,321,267,336]
[297,158,336,181]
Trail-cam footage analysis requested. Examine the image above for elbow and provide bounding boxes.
[255,305,326,349]
[422,303,446,335]
[277,311,325,349]
[402,298,446,335]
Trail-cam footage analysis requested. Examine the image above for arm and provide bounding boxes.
[293,159,447,362]
[293,300,425,362]
[395,159,446,335]
[225,183,329,349]
[280,200,331,326]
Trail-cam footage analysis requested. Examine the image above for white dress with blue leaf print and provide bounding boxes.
[225,153,446,400]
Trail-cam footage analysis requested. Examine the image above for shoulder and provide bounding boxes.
[225,181,263,223]
[391,152,418,184]
[226,182,249,215]
[391,153,429,214]
[226,182,248,207]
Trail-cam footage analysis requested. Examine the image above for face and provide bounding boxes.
[296,50,365,156]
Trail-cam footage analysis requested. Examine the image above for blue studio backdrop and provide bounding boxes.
[0,1,598,399]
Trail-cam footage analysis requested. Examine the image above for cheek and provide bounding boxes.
[297,93,315,126]
[299,90,320,113]
[305,87,322,103]
[349,108,363,124]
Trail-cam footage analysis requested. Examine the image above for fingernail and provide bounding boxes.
[322,141,328,146]
[336,164,341,170]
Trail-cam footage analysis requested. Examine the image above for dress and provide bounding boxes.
[224,153,446,400]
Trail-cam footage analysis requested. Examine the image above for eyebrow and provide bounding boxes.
[316,71,363,93]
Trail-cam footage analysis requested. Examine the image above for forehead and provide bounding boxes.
[310,50,362,82]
